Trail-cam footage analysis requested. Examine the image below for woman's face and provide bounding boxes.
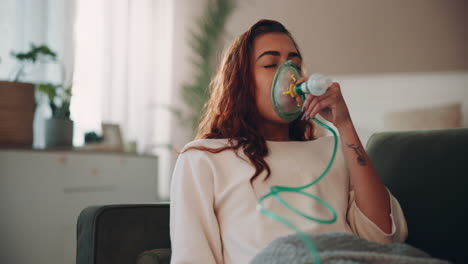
[251,32,302,124]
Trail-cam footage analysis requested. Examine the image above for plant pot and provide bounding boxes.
[0,81,35,147]
[44,118,74,148]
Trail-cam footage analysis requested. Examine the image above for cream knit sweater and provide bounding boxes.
[170,136,408,264]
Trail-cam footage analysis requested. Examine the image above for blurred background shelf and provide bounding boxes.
[0,149,159,264]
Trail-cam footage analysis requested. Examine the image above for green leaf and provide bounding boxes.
[10,43,59,82]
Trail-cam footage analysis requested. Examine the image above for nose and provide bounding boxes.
[280,58,292,64]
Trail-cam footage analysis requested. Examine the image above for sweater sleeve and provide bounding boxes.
[169,151,223,264]
[346,187,408,244]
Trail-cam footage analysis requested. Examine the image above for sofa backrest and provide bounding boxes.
[77,204,170,264]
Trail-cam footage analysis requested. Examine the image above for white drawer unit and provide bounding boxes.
[0,149,159,264]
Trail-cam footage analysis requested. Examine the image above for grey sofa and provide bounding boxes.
[76,128,468,264]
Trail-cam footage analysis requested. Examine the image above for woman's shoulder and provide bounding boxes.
[181,136,337,151]
[176,138,240,170]
[180,138,232,153]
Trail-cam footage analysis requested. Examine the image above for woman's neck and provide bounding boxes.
[260,119,290,141]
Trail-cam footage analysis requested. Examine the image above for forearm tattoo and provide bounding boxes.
[346,143,367,166]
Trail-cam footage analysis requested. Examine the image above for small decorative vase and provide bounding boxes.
[44,118,74,148]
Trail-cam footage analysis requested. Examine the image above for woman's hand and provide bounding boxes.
[295,77,352,129]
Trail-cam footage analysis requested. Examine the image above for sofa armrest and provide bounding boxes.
[366,128,468,263]
[76,203,170,264]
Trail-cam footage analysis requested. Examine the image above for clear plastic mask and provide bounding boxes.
[271,60,303,122]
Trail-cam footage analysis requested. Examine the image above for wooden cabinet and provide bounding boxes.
[0,149,159,264]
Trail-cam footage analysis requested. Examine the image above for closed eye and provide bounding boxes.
[264,64,302,72]
[291,62,302,72]
[291,63,302,72]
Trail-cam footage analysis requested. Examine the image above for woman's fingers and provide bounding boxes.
[301,82,336,112]
[309,97,335,120]
[301,94,314,110]
[302,96,319,119]
[303,96,335,120]
[295,76,307,85]
[302,92,331,115]
[294,77,308,105]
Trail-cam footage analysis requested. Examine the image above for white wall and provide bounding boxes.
[224,0,468,75]
[165,0,210,200]
[336,71,468,144]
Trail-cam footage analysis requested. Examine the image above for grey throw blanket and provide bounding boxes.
[250,232,451,264]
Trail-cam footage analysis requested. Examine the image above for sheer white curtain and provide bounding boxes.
[0,0,47,80]
[0,0,75,81]
[72,0,174,200]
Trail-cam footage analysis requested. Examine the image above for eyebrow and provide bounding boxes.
[256,50,302,61]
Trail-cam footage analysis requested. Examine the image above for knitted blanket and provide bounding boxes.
[250,232,451,264]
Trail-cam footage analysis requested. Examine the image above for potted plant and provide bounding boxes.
[0,44,57,147]
[175,0,235,136]
[0,43,73,148]
[37,82,74,148]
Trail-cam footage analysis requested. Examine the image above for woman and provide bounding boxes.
[170,19,407,264]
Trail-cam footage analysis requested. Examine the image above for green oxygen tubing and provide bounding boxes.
[257,60,338,264]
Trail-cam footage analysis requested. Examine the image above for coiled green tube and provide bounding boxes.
[256,117,338,264]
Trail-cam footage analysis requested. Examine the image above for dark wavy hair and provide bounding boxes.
[181,19,318,183]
